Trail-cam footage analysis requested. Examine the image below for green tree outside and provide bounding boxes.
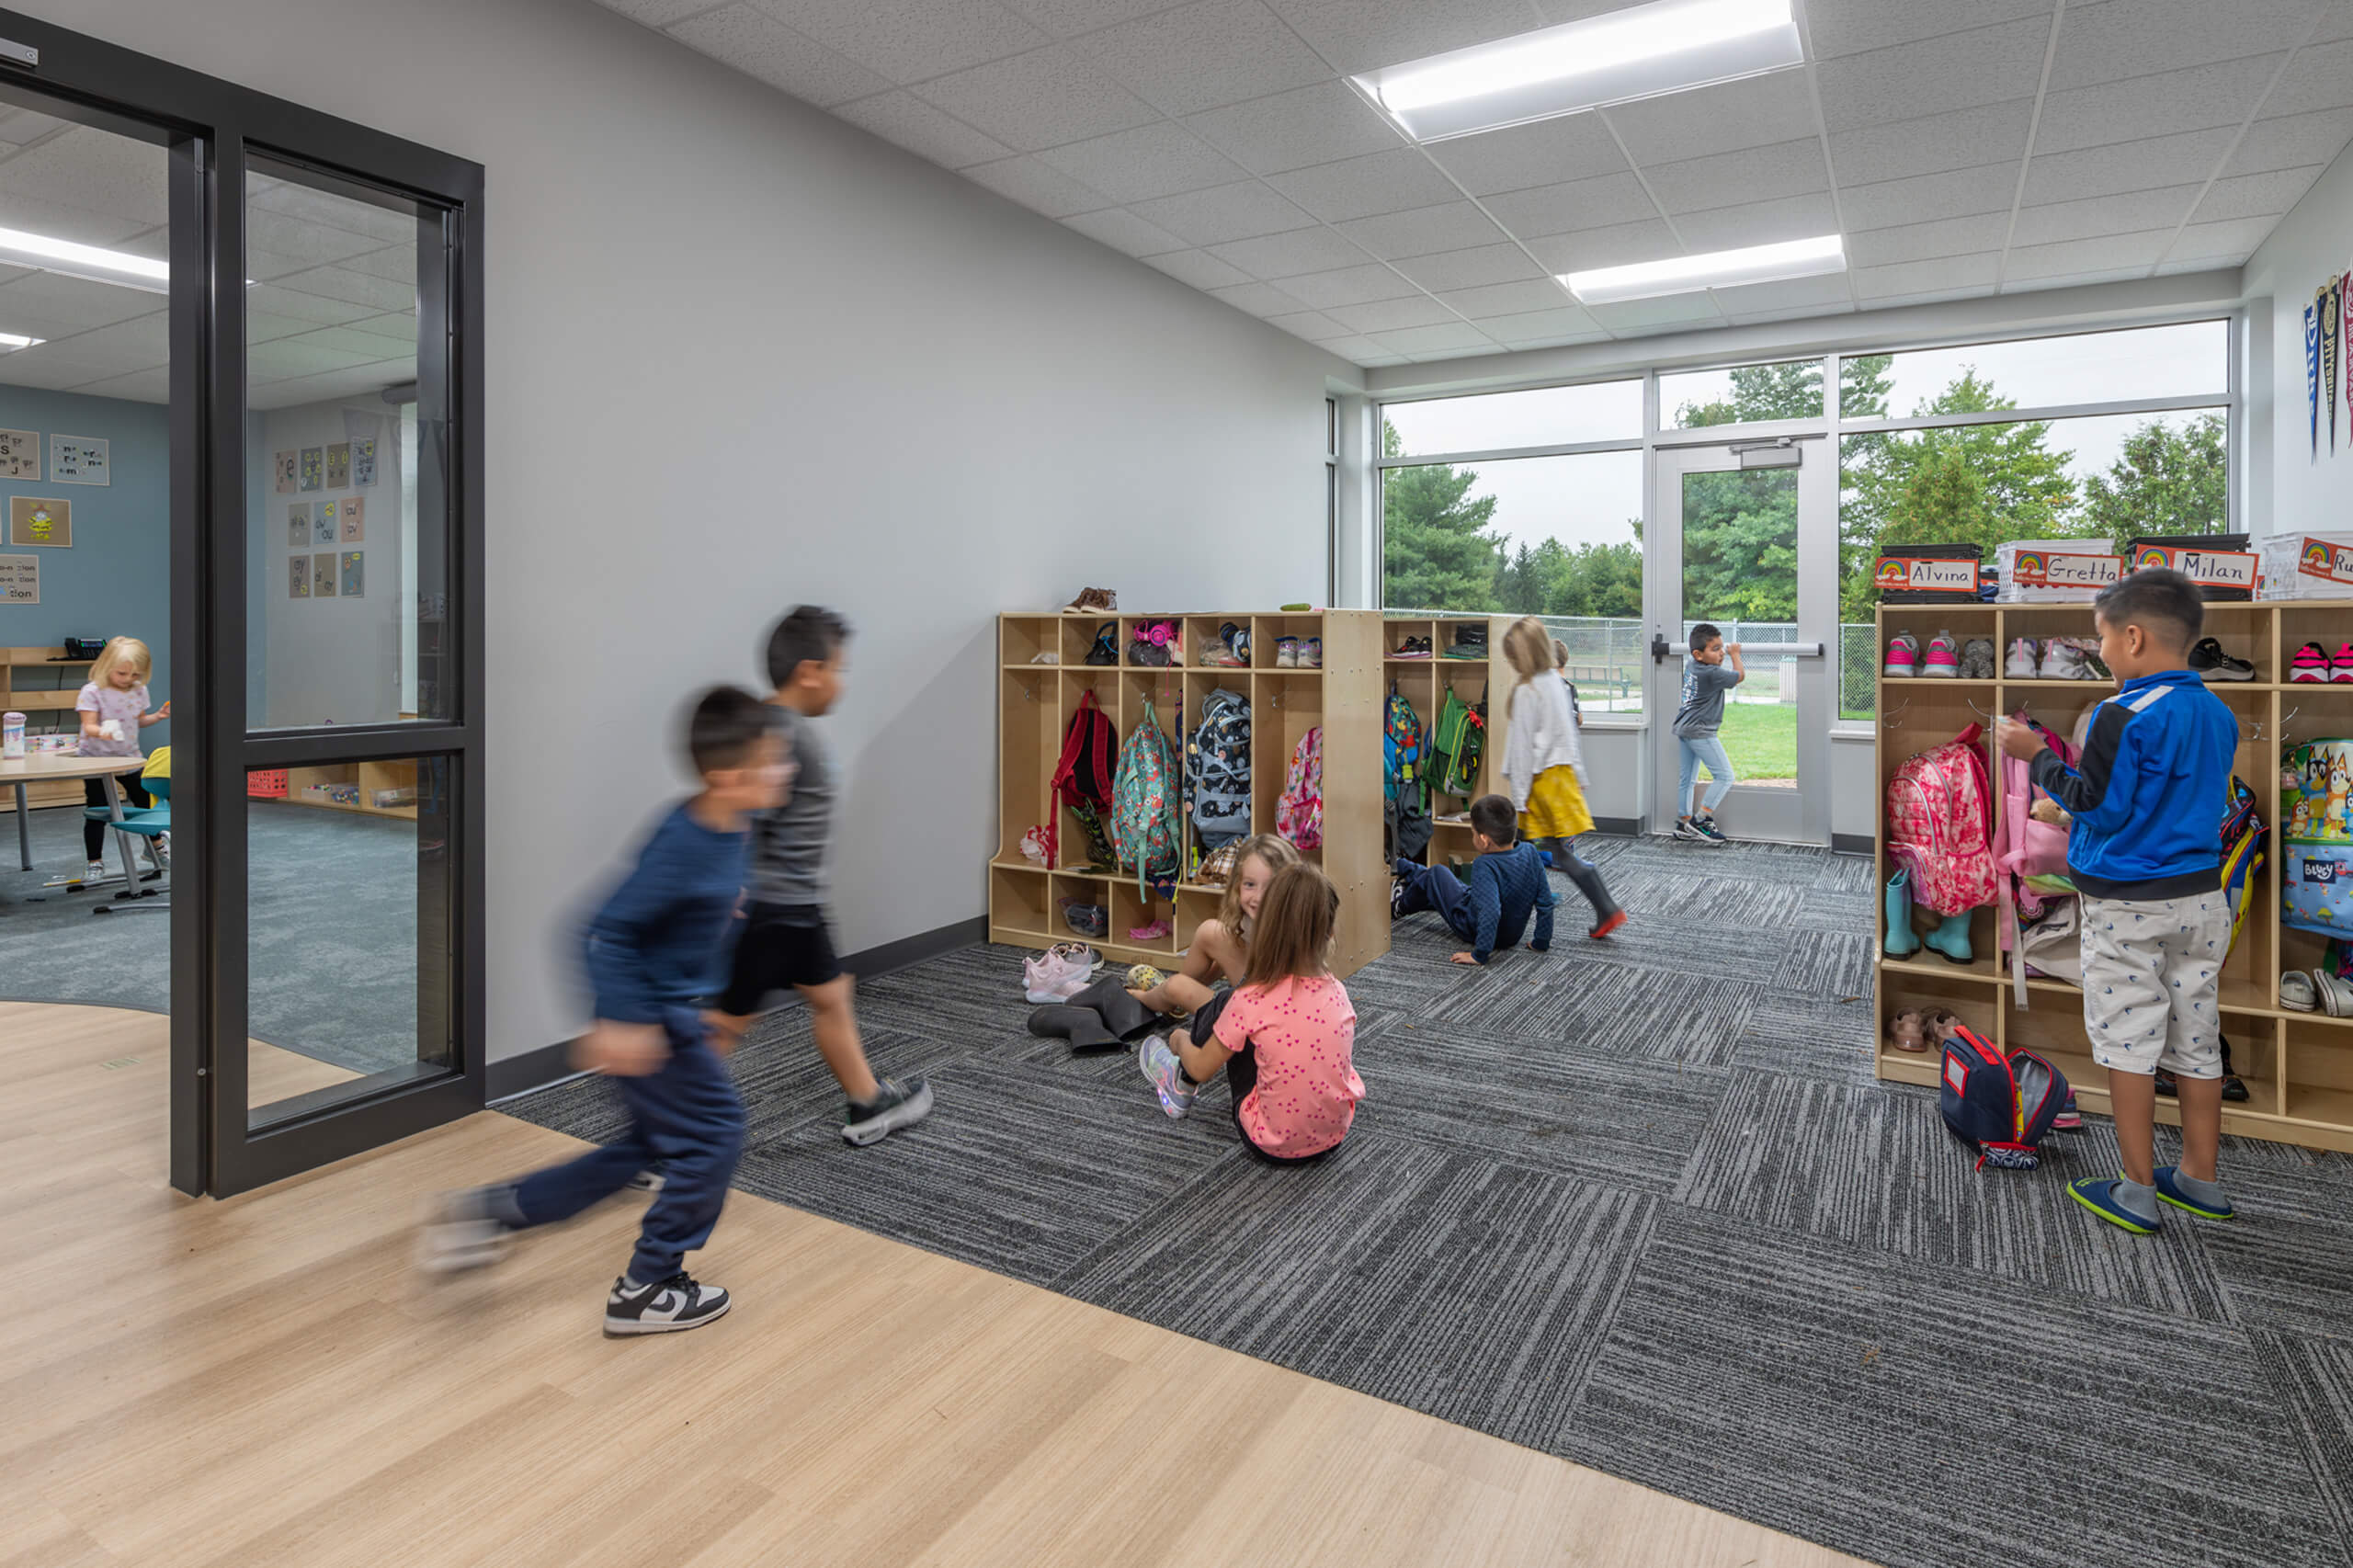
[2081,413,2227,551]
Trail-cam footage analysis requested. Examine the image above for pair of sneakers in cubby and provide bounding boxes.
[1885,631,1994,678]
[2289,642,2353,683]
[2002,635,2110,682]
[1274,636,1321,668]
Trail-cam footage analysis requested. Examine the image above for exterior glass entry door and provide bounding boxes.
[1650,444,1834,845]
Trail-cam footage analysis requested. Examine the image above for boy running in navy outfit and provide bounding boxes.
[419,687,790,1335]
[1391,793,1555,965]
[1996,569,2239,1233]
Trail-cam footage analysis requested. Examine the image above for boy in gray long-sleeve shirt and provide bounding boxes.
[1673,623,1744,846]
[708,607,935,1146]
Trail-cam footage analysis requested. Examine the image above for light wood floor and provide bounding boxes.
[0,1002,1871,1568]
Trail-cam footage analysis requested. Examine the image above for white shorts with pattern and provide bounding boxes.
[2078,891,2230,1080]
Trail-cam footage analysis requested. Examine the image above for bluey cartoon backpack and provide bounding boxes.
[1939,1023,2075,1170]
[2282,740,2353,937]
[1184,688,1251,852]
[1887,723,1998,918]
[1109,697,1182,897]
[1276,725,1324,850]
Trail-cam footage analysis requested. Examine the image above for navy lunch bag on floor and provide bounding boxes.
[1939,1024,2075,1170]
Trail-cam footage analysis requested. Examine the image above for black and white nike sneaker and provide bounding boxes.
[604,1271,731,1335]
[2188,636,2256,682]
[842,1075,935,1146]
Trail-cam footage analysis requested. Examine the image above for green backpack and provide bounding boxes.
[1431,683,1486,798]
[1109,696,1182,897]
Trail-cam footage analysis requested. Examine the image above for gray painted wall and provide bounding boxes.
[2245,136,2353,538]
[32,0,1354,1059]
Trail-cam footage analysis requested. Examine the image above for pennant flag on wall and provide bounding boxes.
[2325,276,2345,455]
[2310,298,2323,461]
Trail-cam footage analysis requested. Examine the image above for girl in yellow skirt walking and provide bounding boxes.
[1501,618,1625,938]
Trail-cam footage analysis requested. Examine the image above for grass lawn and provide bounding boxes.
[1715,699,1797,780]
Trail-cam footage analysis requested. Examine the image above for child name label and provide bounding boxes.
[1874,556,1980,592]
[2130,544,2256,589]
[2294,538,2353,587]
[2006,551,2121,589]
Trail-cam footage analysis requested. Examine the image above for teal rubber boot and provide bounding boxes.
[1923,910,1974,965]
[1883,871,1920,957]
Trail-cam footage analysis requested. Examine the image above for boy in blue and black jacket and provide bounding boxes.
[1392,793,1554,964]
[1997,568,2238,1235]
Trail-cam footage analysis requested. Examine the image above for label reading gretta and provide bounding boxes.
[2295,538,2353,586]
[2132,544,2256,588]
[2008,551,2121,589]
[1874,556,1980,592]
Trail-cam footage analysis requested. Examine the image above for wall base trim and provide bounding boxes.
[1831,833,1874,857]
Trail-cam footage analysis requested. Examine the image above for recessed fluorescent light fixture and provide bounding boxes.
[0,225,170,293]
[1353,0,1802,142]
[1562,233,1845,304]
[0,331,43,351]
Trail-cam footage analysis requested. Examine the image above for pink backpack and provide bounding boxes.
[1998,711,2078,911]
[1276,726,1323,850]
[1887,724,1997,917]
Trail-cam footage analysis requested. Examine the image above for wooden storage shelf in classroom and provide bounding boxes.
[280,760,420,820]
[1871,598,2353,1153]
[0,644,99,814]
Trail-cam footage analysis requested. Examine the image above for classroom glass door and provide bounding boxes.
[1647,442,1835,845]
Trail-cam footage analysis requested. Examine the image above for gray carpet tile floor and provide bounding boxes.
[505,836,2353,1568]
[0,801,429,1077]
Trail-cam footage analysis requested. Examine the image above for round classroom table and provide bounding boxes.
[0,751,148,887]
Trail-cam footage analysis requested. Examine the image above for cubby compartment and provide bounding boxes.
[1252,666,1324,844]
[2276,605,2350,682]
[1110,881,1178,954]
[1432,615,1495,667]
[1878,970,1999,1074]
[1187,615,1252,669]
[1385,617,1436,662]
[999,615,1061,668]
[1881,605,2000,685]
[1184,673,1254,869]
[1050,872,1113,944]
[2286,1018,2353,1135]
[1121,614,1185,669]
[989,866,1051,939]
[1176,884,1225,939]
[1062,614,1120,667]
[1253,613,1324,670]
[1430,662,1498,804]
[998,668,1053,864]
[1884,894,2001,983]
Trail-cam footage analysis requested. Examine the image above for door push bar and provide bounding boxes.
[1650,634,1824,663]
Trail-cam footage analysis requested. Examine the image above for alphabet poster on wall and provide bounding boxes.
[0,429,36,480]
[288,504,310,547]
[289,554,309,598]
[313,501,337,544]
[8,496,69,547]
[352,435,377,486]
[0,553,36,604]
[326,441,350,487]
[340,551,364,597]
[300,447,323,491]
[340,496,364,541]
[275,449,298,494]
[51,435,108,485]
[312,552,336,597]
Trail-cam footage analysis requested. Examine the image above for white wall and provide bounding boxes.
[254,400,406,729]
[32,0,1355,1061]
[2245,137,2353,537]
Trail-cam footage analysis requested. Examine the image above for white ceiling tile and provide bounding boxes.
[1432,278,1579,319]
[999,0,1190,35]
[1814,17,2053,133]
[834,90,1016,167]
[34,313,173,376]
[0,276,160,339]
[1642,139,1829,216]
[334,245,421,285]
[1142,247,1254,287]
[2008,184,2201,247]
[667,6,892,107]
[1319,335,1400,362]
[1480,173,1658,239]
[1483,306,1611,347]
[913,44,1157,151]
[2314,0,2353,43]
[1671,191,1841,251]
[67,367,171,403]
[2018,127,2235,204]
[1389,243,1545,292]
[1853,285,1991,309]
[1998,265,2155,294]
[1266,149,1461,223]
[0,125,168,229]
[0,350,145,391]
[1207,279,1311,315]
[1070,0,1332,115]
[1181,82,1404,176]
[1336,201,1509,261]
[2046,0,2316,90]
[1061,206,1189,256]
[1358,355,1415,366]
[1848,251,2001,298]
[2196,165,2325,222]
[1129,178,1315,244]
[243,283,378,328]
[1828,100,2035,186]
[1325,295,1459,333]
[1263,309,1356,340]
[1419,111,1630,197]
[1370,322,1500,356]
[1706,269,1857,315]
[961,153,1114,216]
[2229,108,2353,176]
[1270,262,1420,308]
[1841,164,2018,232]
[2267,38,2353,116]
[1206,224,1375,277]
[1603,71,1820,165]
[340,312,419,349]
[249,181,415,244]
[0,190,142,250]
[2031,53,2288,153]
[244,209,392,269]
[747,0,1044,83]
[2165,215,2284,260]
[1407,343,1512,362]
[1805,0,2052,60]
[1846,211,2012,267]
[1585,294,1726,333]
[262,265,415,312]
[1522,218,1681,273]
[248,358,416,412]
[1037,122,1247,202]
[2001,228,2169,280]
[1262,0,1539,77]
[1725,301,1859,324]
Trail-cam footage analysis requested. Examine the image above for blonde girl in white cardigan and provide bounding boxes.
[1501,618,1624,938]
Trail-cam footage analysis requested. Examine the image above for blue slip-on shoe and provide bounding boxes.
[2069,1176,2161,1234]
[2154,1165,2235,1221]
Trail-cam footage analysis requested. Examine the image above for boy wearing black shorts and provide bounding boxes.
[709,606,934,1145]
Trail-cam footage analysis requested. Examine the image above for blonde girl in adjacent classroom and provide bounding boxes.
[1139,860,1363,1163]
[1502,617,1624,939]
[75,635,168,881]
[1126,831,1302,1015]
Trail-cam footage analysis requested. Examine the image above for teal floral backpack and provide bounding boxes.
[1109,696,1182,897]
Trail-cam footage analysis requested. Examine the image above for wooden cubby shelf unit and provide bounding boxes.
[1872,599,2353,1153]
[1379,616,1514,866]
[993,610,1401,979]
